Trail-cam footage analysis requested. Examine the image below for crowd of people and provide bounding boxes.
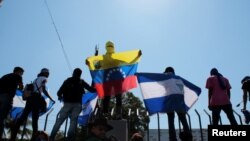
[0,41,249,141]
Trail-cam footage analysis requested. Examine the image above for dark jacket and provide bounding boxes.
[57,77,96,103]
[0,73,22,98]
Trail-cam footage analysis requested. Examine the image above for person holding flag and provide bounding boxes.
[86,41,142,119]
[0,66,24,140]
[136,67,201,141]
[164,67,193,141]
[10,68,55,141]
[49,68,96,141]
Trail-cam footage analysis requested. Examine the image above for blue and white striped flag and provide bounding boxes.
[78,92,98,126]
[136,73,201,115]
[10,89,55,119]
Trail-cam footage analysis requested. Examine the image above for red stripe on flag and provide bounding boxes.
[95,75,137,98]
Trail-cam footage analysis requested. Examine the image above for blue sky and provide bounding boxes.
[1,0,250,134]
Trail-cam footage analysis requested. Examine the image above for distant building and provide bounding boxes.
[144,129,208,141]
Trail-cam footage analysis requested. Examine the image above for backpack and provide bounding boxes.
[22,82,34,100]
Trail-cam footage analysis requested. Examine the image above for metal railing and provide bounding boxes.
[16,106,245,141]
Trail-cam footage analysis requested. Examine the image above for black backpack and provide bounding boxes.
[22,82,34,100]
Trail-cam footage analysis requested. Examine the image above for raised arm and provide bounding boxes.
[42,80,55,103]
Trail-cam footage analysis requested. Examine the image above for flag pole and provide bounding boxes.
[44,108,54,131]
[147,112,149,141]
[157,113,161,141]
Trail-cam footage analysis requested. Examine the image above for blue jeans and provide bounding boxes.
[0,93,12,139]
[50,103,82,141]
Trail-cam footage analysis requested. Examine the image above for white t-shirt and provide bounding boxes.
[33,76,47,94]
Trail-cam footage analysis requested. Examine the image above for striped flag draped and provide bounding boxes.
[78,92,98,126]
[136,73,201,115]
[10,89,54,119]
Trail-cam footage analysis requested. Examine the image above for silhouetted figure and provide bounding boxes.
[240,76,250,124]
[50,68,96,141]
[206,68,238,125]
[164,67,192,141]
[11,68,55,141]
[0,66,24,140]
[241,76,250,111]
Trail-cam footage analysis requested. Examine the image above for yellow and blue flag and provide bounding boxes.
[86,50,141,98]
